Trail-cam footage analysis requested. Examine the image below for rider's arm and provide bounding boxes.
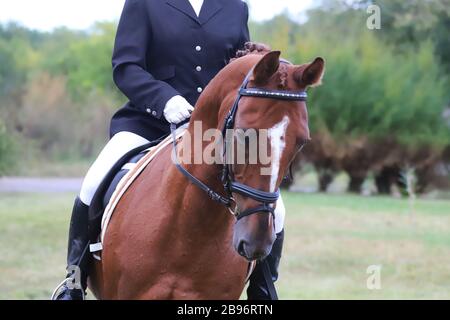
[112,0,179,120]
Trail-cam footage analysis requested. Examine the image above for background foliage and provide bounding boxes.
[0,0,449,193]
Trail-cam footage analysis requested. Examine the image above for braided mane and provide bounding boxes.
[231,42,289,89]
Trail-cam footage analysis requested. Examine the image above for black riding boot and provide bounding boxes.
[247,229,284,300]
[54,197,90,300]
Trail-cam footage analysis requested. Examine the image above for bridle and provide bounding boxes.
[170,59,307,222]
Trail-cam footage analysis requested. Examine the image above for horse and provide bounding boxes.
[88,48,325,299]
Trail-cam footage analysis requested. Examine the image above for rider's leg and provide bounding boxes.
[247,195,285,300]
[55,132,149,300]
[79,132,150,206]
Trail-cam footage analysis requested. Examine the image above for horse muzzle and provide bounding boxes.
[236,240,273,262]
[233,215,276,262]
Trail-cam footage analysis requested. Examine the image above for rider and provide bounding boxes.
[54,0,285,300]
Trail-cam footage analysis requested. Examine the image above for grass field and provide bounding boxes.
[1,192,450,300]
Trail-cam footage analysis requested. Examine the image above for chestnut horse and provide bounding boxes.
[89,49,325,299]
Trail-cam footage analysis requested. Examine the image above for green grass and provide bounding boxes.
[279,193,450,299]
[1,192,450,300]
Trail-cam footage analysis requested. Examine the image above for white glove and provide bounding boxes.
[163,95,194,124]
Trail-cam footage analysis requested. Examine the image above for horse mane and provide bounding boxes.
[230,42,289,89]
[231,42,271,61]
[277,63,289,89]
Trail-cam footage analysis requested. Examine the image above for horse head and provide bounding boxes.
[220,51,325,261]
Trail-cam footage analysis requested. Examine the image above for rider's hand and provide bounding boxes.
[163,95,194,124]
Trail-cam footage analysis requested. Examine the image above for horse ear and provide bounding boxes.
[295,57,325,87]
[252,51,281,85]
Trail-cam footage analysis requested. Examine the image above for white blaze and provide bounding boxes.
[268,116,290,192]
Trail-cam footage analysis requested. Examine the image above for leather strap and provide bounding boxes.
[262,259,279,300]
[230,182,280,203]
[170,59,307,218]
[239,87,307,101]
[236,204,275,221]
[170,124,231,207]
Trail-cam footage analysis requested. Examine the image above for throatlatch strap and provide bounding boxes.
[170,124,231,207]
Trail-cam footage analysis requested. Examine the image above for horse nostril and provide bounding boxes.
[238,241,247,257]
[252,250,268,261]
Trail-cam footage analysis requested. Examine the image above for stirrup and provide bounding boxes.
[50,278,86,300]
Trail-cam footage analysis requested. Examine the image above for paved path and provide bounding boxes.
[0,177,83,193]
[0,177,319,194]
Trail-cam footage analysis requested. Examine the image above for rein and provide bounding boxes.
[170,59,307,220]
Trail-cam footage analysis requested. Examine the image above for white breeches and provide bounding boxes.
[78,131,286,232]
[274,195,285,234]
[79,132,150,205]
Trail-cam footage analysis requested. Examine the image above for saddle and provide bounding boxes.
[87,138,165,246]
[87,127,188,256]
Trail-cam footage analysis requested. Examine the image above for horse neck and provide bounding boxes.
[188,57,254,130]
[166,66,244,224]
[179,88,225,197]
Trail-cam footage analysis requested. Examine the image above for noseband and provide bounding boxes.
[171,59,307,222]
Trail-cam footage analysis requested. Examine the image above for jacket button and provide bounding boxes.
[146,108,152,113]
[152,111,157,117]
[195,46,202,52]
[196,66,202,72]
[197,87,203,93]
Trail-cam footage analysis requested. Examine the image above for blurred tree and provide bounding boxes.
[252,2,450,193]
[0,22,119,170]
[0,23,36,134]
[357,0,450,72]
[0,118,15,175]
[39,22,121,103]
[0,23,33,96]
[250,14,301,56]
[0,3,449,188]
